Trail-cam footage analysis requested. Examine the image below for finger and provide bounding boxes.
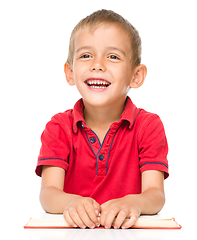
[100,208,107,227]
[93,200,101,225]
[78,205,96,229]
[121,213,139,229]
[100,201,111,227]
[113,209,129,229]
[77,204,97,229]
[101,207,119,229]
[93,200,101,217]
[84,202,100,227]
[63,209,77,228]
[68,207,87,229]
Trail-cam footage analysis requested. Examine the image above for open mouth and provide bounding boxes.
[85,79,111,89]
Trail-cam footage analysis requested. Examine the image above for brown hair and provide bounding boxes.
[67,9,141,67]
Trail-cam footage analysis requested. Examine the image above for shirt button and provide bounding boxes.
[90,137,96,143]
[99,154,104,160]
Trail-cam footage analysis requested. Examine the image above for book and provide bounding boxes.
[24,217,182,229]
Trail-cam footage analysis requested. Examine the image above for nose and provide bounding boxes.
[90,57,106,72]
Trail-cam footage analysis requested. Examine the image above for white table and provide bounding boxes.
[19,211,192,240]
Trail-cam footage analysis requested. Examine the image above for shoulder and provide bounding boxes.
[48,99,84,133]
[51,109,74,127]
[136,109,166,140]
[137,108,161,124]
[42,109,74,144]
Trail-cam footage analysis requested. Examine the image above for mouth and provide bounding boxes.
[85,78,111,89]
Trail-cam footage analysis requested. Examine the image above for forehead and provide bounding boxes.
[74,24,131,55]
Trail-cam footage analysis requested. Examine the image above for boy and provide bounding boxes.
[36,9,169,229]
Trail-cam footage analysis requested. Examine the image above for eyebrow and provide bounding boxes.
[75,46,93,53]
[106,47,126,56]
[75,46,126,56]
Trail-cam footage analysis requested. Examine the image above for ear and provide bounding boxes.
[64,62,75,86]
[129,64,147,89]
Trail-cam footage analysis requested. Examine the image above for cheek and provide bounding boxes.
[111,65,130,82]
[73,62,87,79]
[72,64,82,82]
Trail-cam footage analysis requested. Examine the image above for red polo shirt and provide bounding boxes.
[36,97,169,205]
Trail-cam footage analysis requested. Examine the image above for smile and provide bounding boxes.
[85,78,111,89]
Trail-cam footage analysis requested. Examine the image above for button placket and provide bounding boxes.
[98,154,104,160]
[90,137,96,143]
[83,124,120,176]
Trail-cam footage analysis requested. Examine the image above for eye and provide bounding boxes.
[80,54,92,59]
[108,55,120,60]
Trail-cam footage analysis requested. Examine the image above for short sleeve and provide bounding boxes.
[138,114,169,179]
[35,115,71,177]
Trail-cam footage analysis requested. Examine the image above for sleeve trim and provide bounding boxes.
[140,161,168,169]
[36,158,69,177]
[38,157,65,162]
[140,161,169,179]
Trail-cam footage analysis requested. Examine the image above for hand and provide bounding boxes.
[100,195,141,229]
[63,196,101,229]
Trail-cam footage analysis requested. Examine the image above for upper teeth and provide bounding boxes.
[86,80,109,85]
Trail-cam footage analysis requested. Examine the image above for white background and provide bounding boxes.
[0,0,196,239]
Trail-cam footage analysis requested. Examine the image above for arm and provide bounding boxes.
[139,170,165,214]
[100,170,165,229]
[40,165,76,213]
[40,166,100,228]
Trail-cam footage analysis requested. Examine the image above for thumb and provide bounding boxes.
[93,200,101,217]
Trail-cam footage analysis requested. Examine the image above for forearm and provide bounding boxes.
[133,187,165,215]
[39,186,81,214]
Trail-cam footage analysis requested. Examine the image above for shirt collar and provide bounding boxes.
[73,99,85,133]
[119,96,140,129]
[73,96,140,133]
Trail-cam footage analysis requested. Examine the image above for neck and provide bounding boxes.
[83,97,127,129]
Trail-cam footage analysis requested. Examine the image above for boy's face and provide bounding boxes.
[66,24,138,108]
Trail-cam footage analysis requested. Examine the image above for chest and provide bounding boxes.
[90,127,110,146]
[70,122,139,177]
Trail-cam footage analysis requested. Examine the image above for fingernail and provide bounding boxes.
[121,226,126,229]
[95,209,100,216]
[73,224,78,228]
[105,226,110,229]
[81,225,86,229]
